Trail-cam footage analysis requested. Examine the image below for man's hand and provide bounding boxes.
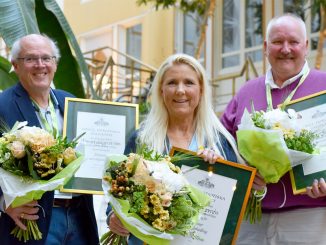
[5,200,39,230]
[252,172,266,191]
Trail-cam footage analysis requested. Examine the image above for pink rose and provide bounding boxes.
[10,141,26,159]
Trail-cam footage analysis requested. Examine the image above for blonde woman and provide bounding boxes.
[107,53,243,244]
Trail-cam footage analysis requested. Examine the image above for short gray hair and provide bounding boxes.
[265,13,307,41]
[11,34,61,62]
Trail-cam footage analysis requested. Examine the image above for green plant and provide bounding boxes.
[0,0,97,98]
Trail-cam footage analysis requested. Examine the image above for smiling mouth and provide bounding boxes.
[173,100,188,103]
[278,57,294,60]
[33,72,47,77]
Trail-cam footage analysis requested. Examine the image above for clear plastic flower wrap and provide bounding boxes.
[101,150,210,245]
[0,121,83,242]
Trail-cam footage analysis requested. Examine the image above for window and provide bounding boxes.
[244,0,263,62]
[126,24,142,67]
[222,0,240,68]
[183,11,204,59]
[126,24,142,85]
[221,0,263,70]
[283,0,324,51]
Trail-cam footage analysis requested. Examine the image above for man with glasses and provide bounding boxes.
[0,34,99,245]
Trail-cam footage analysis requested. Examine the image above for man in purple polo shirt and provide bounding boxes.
[221,13,326,244]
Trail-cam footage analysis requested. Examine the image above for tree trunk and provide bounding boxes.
[315,5,326,69]
[194,0,216,59]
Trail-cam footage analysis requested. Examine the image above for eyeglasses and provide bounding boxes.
[17,56,56,65]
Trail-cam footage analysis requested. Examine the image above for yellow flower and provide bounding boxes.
[153,205,163,215]
[150,194,160,205]
[160,210,169,220]
[283,129,295,139]
[63,147,77,165]
[140,204,150,215]
[272,122,282,130]
[164,220,177,230]
[125,162,133,173]
[152,218,164,231]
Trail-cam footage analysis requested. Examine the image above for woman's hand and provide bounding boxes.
[5,200,39,230]
[108,213,130,236]
[305,178,326,198]
[197,148,224,164]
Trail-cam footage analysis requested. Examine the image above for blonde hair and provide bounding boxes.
[138,53,243,162]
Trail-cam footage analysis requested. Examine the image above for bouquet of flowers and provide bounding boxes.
[236,107,317,223]
[0,121,83,242]
[101,150,210,245]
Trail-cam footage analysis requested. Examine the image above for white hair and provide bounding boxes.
[138,53,243,162]
[266,13,307,41]
[11,34,61,62]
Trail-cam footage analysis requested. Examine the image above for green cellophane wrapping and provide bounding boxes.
[237,129,291,183]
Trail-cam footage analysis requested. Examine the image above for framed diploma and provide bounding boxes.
[61,98,138,194]
[170,147,256,245]
[284,91,326,194]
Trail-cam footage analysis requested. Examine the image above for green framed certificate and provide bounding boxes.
[284,90,326,194]
[170,147,256,245]
[61,98,138,194]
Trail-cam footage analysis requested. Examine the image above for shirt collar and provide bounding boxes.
[31,89,59,112]
[265,61,309,89]
[49,89,59,109]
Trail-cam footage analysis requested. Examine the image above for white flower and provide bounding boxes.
[145,159,187,193]
[263,108,302,131]
[16,126,56,152]
[263,109,289,128]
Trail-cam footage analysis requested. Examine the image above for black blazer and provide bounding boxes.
[0,83,99,245]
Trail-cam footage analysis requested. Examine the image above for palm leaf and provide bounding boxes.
[0,56,18,91]
[0,0,39,46]
[41,0,98,98]
[0,0,97,99]
[35,0,85,98]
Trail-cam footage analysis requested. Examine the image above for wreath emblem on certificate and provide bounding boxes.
[198,178,215,189]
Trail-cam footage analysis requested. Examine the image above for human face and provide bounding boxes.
[264,17,308,83]
[12,36,57,94]
[161,63,202,120]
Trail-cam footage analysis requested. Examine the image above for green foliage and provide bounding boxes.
[0,56,18,90]
[139,101,151,115]
[0,0,96,98]
[0,0,39,45]
[129,190,146,213]
[136,0,207,15]
[285,129,317,154]
[169,194,199,233]
[35,0,85,98]
[251,111,266,129]
[136,144,165,161]
[245,189,263,224]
